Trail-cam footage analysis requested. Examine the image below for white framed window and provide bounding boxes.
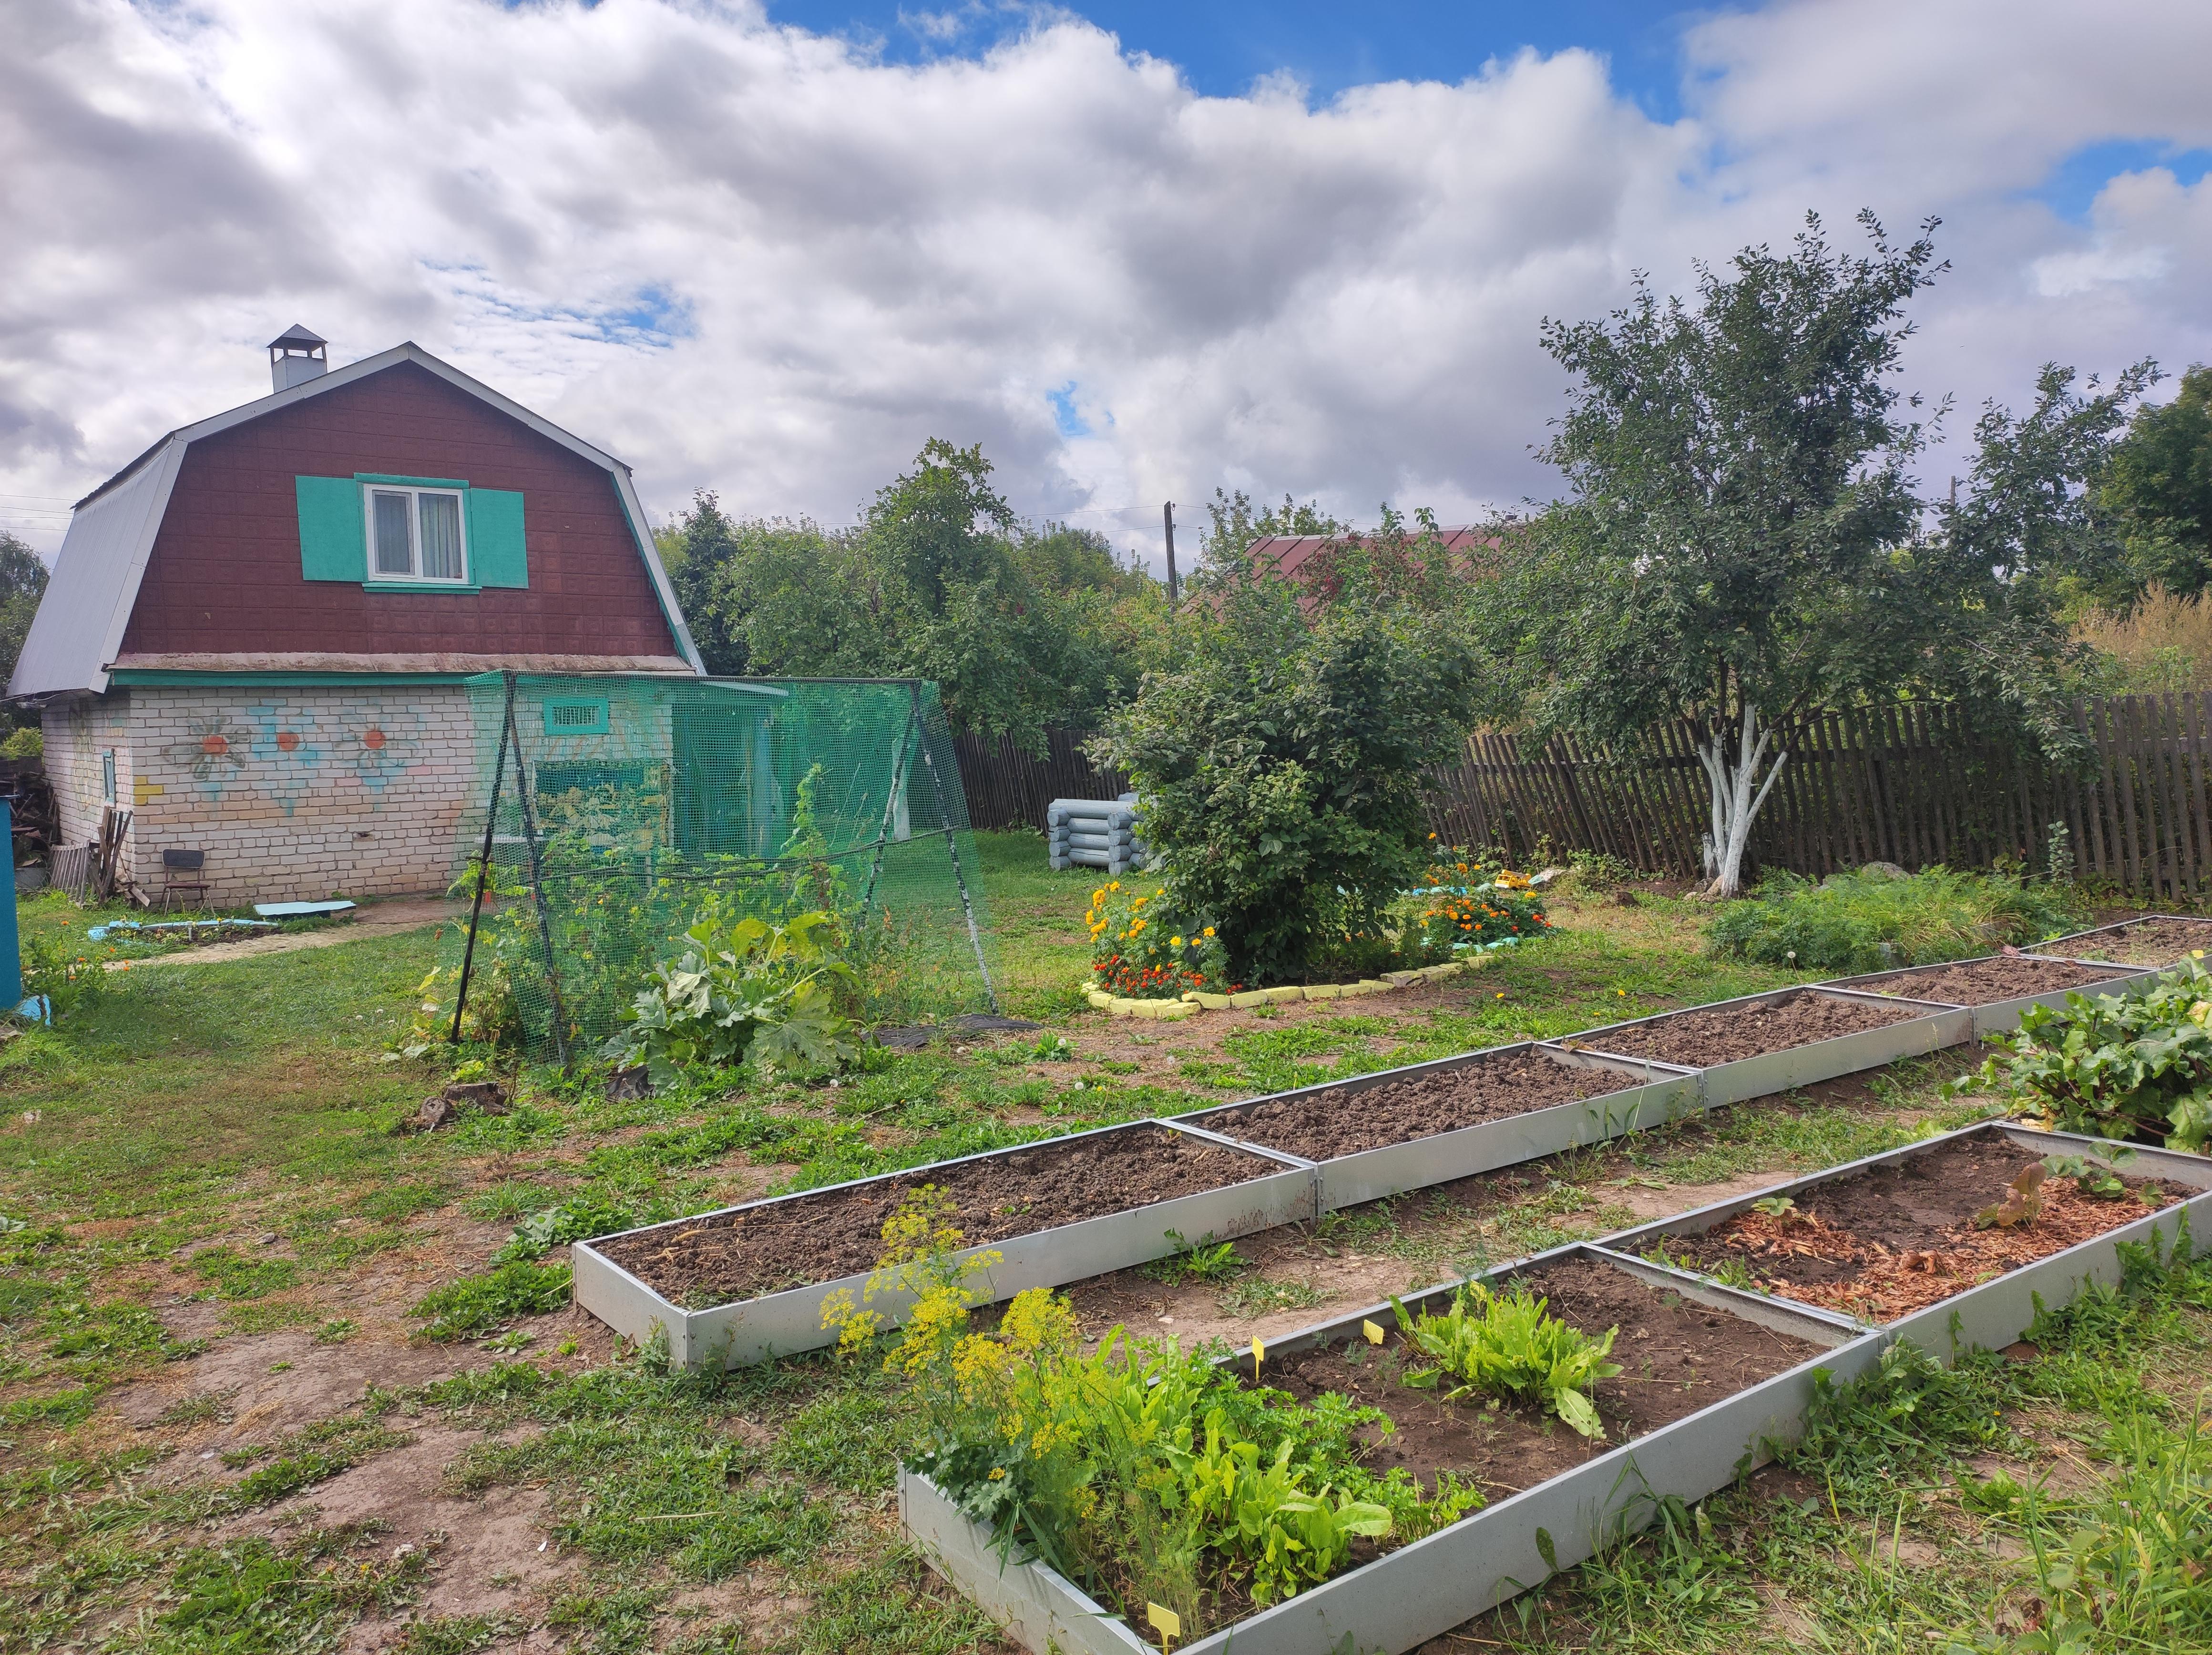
[363,485,469,582]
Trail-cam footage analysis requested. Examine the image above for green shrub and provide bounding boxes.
[1388,1280,1620,1440]
[0,725,42,759]
[1974,963,2212,1151]
[1096,550,1481,986]
[1705,865,2083,975]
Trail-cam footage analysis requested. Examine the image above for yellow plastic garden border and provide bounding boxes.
[1081,957,1481,1020]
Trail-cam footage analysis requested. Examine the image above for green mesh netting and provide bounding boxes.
[442,673,997,1062]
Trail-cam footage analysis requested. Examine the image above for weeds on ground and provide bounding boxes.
[1707,866,2084,975]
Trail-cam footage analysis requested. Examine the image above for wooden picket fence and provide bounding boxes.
[1423,694,2212,900]
[952,727,1127,833]
[953,694,2212,900]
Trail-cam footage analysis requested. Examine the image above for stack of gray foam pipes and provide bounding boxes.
[1046,794,1146,873]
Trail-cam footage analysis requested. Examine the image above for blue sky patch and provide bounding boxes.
[1047,382,1090,438]
[768,0,1703,119]
[2030,139,2212,223]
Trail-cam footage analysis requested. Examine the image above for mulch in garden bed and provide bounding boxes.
[1650,1134,2180,1322]
[1565,989,1925,1068]
[1854,954,2140,1006]
[1200,1049,1649,1163]
[1261,1256,1823,1501]
[2053,915,2212,967]
[598,1123,1281,1307]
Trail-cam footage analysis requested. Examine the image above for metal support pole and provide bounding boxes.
[509,697,573,1065]
[451,674,516,1043]
[909,684,997,1012]
[860,698,920,921]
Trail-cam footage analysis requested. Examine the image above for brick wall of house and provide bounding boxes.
[43,693,135,862]
[113,683,482,904]
[41,684,481,905]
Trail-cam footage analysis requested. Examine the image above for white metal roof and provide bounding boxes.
[13,342,704,697]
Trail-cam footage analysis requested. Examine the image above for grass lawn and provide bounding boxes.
[1,835,2207,1654]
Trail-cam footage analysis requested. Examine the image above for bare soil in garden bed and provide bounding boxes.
[1198,1050,1651,1162]
[596,1123,1282,1306]
[1649,1134,2180,1322]
[1566,990,1923,1067]
[1261,1257,1823,1500]
[1855,955,2139,1005]
[2053,916,2212,966]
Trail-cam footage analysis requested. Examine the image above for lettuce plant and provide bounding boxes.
[1389,1281,1621,1440]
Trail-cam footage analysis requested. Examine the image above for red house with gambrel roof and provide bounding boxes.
[9,327,703,903]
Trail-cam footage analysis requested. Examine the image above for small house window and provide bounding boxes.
[542,697,610,736]
[364,486,468,582]
[101,750,116,804]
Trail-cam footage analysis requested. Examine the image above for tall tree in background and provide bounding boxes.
[1487,212,2122,897]
[657,443,1168,748]
[0,531,50,737]
[2099,364,2212,604]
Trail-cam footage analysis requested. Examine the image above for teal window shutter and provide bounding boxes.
[296,476,366,581]
[467,490,528,588]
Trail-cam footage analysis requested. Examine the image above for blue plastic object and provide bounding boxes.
[252,900,358,918]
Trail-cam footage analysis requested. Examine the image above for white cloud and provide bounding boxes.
[1,0,2210,570]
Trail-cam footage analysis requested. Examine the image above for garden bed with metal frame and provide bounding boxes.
[1600,1121,2212,1342]
[1548,986,1969,1107]
[1172,1043,1698,1213]
[899,1242,1872,1655]
[2042,914,2212,970]
[1824,954,2155,1035]
[570,1120,1317,1369]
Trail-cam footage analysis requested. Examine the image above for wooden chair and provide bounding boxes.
[161,848,211,912]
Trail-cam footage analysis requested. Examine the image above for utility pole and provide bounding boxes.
[1162,501,1179,612]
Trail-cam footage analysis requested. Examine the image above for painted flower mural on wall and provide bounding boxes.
[164,711,254,792]
[338,704,420,792]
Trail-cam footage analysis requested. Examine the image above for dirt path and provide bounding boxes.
[102,897,465,970]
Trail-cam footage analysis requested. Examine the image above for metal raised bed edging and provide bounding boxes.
[1823,953,2158,1036]
[570,1119,1318,1370]
[1172,1042,1699,1214]
[899,1242,1882,1655]
[1548,985,1971,1109]
[2043,915,2212,974]
[1597,1121,2212,1349]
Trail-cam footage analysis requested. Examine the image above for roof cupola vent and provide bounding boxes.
[267,324,328,392]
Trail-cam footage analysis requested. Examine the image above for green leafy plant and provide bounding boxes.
[1706,865,2084,975]
[603,909,860,1081]
[1139,1230,1245,1285]
[2043,1153,2129,1199]
[1976,963,2212,1151]
[16,928,109,1023]
[1388,1281,1621,1440]
[1183,1412,1393,1606]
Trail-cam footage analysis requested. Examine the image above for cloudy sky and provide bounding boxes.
[4,0,2210,572]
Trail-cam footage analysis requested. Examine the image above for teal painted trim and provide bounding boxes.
[356,472,469,488]
[297,474,368,581]
[363,580,484,595]
[108,669,478,687]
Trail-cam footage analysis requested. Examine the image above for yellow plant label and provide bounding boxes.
[1147,1601,1181,1643]
[1362,1319,1385,1345]
[1251,1336,1264,1380]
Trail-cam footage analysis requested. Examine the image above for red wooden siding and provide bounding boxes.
[120,362,680,661]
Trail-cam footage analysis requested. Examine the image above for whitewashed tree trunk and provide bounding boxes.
[1694,704,1789,899]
